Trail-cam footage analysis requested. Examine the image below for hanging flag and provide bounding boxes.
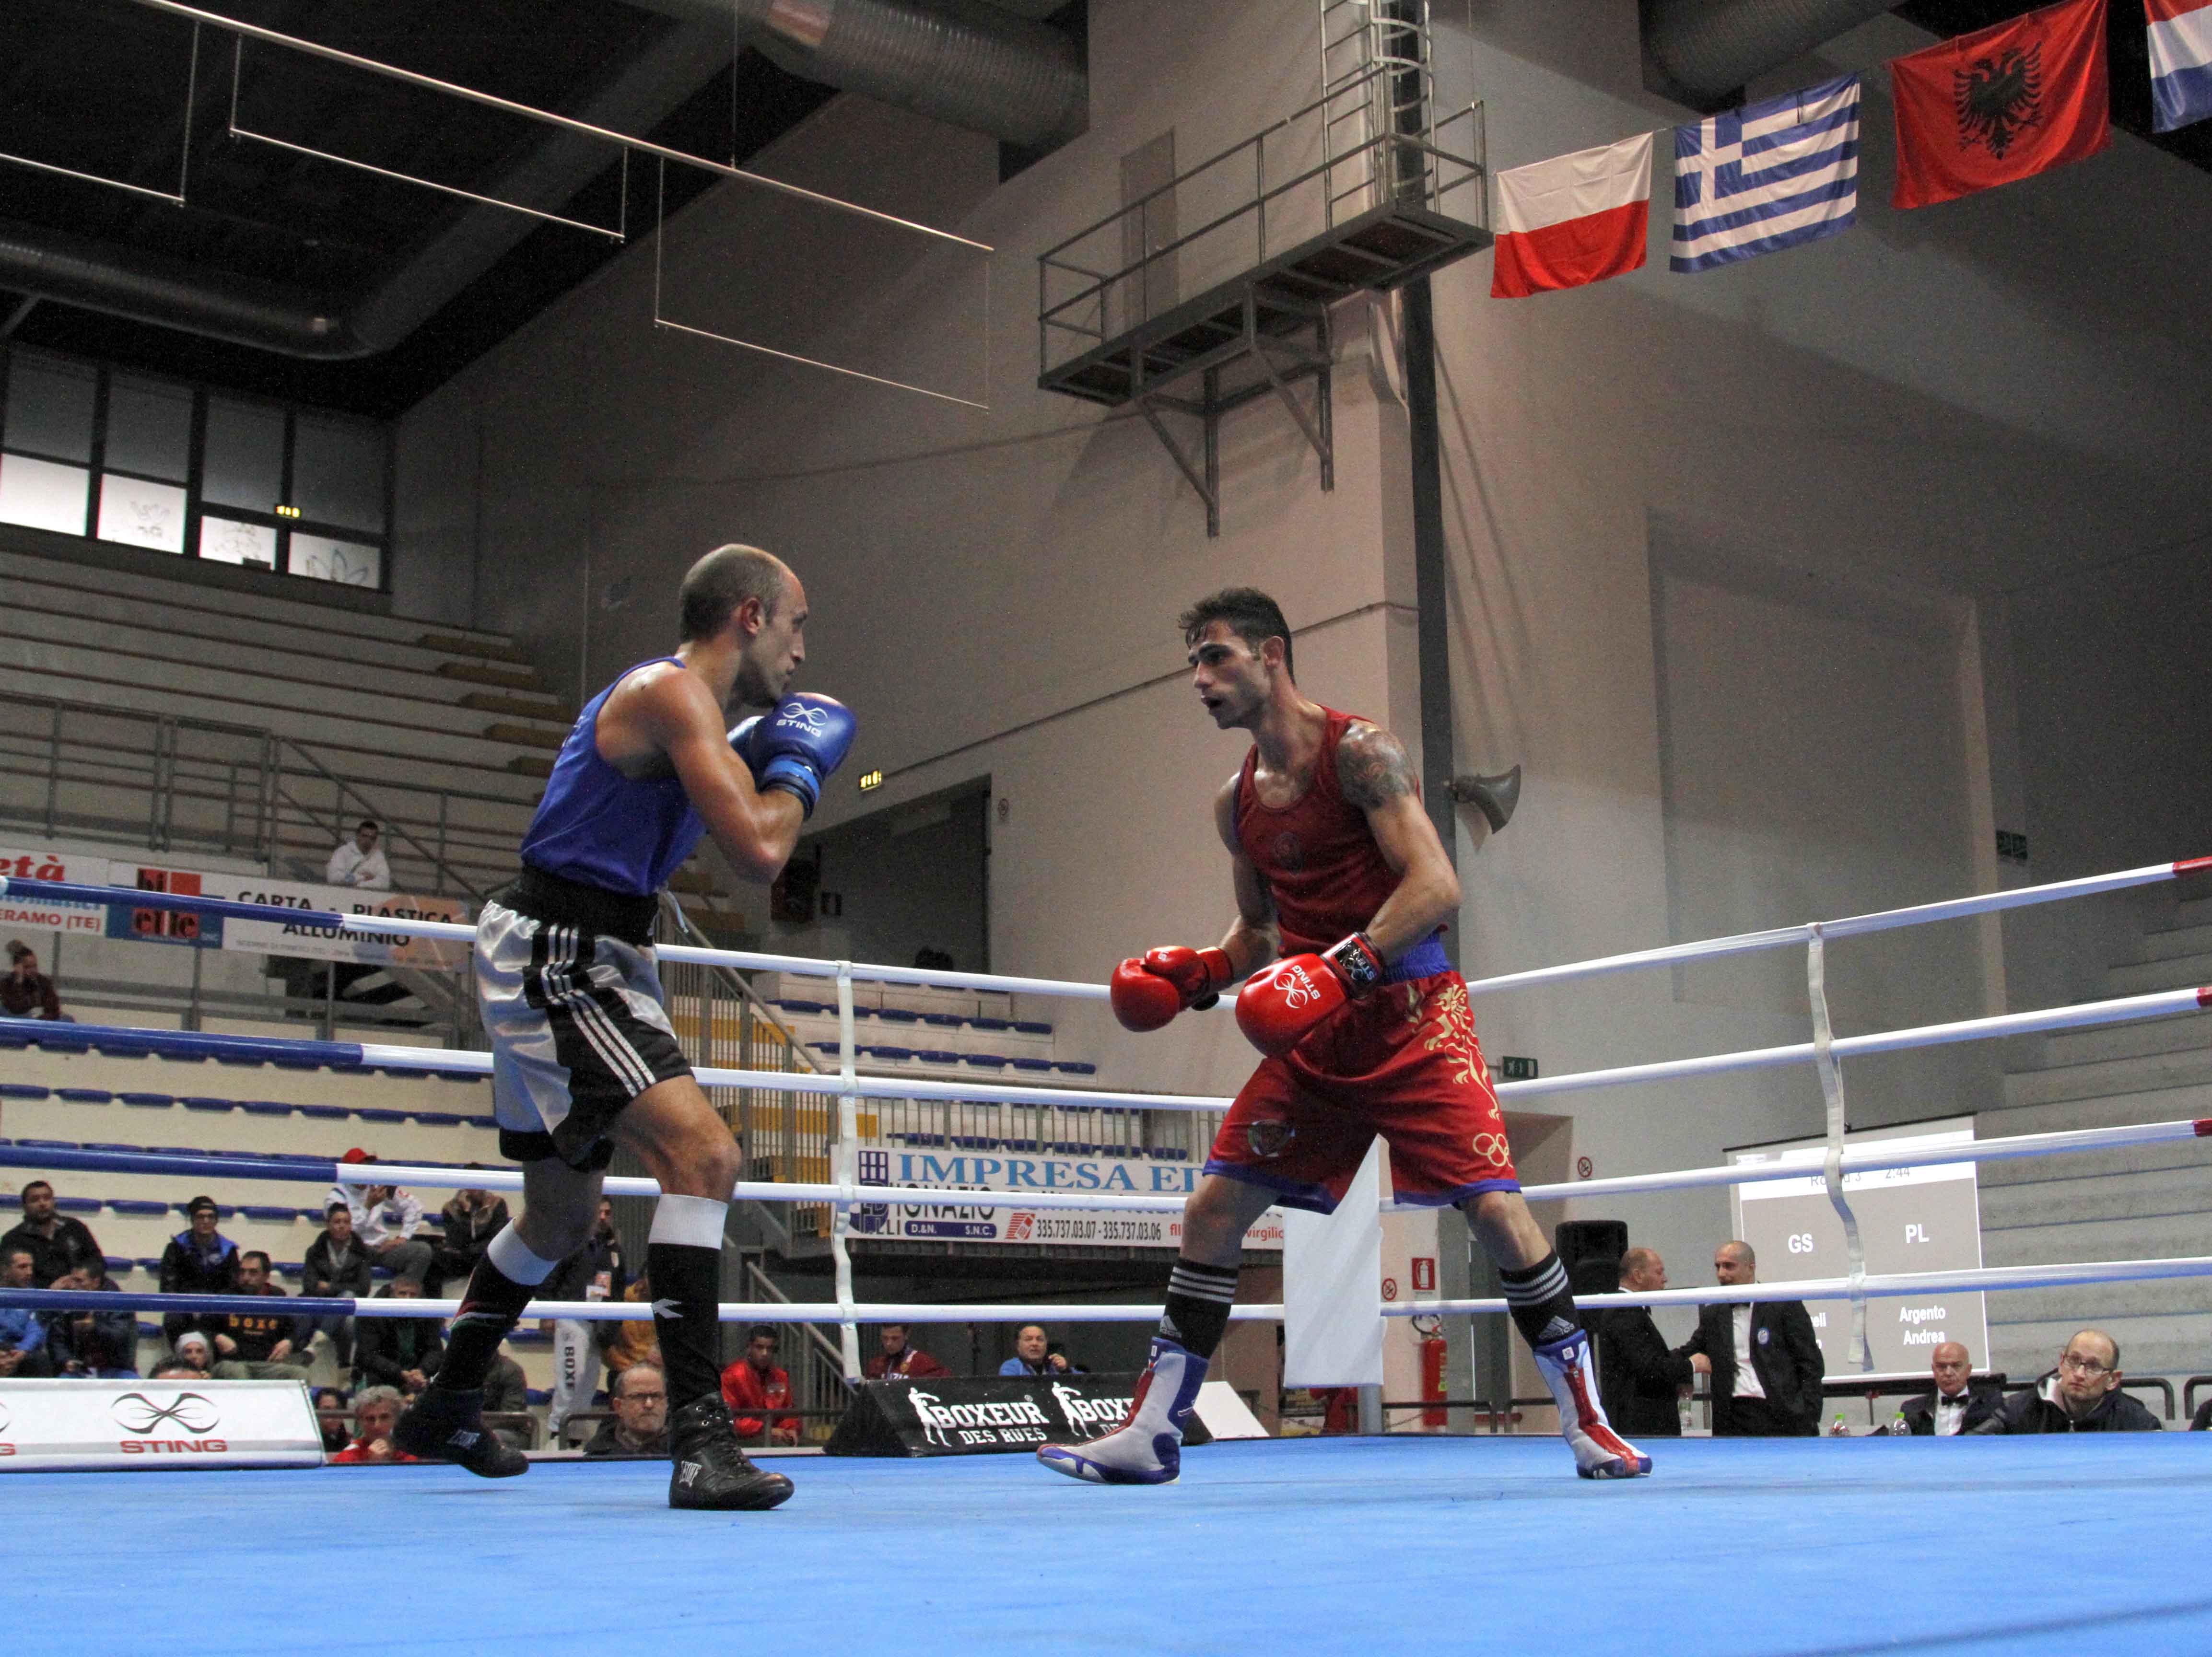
[2147,0,2212,131]
[1890,0,2110,210]
[1672,75,1861,273]
[1490,131,1654,299]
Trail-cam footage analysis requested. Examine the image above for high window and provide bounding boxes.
[0,348,388,590]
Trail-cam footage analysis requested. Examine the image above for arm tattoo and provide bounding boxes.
[1336,724,1418,810]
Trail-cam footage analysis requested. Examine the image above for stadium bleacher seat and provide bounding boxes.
[56,1087,114,1102]
[298,1105,349,1120]
[923,1013,961,1027]
[1009,1058,1053,1072]
[918,1050,959,1064]
[240,1204,298,1222]
[872,1045,915,1061]
[242,1101,293,1117]
[85,1142,142,1153]
[878,1008,919,1024]
[0,1084,49,1098]
[972,1016,1012,1031]
[119,1092,174,1106]
[1053,1062,1097,1075]
[135,1258,164,1272]
[112,1200,169,1215]
[103,1255,130,1272]
[57,1196,99,1212]
[1014,1021,1051,1036]
[19,1138,78,1150]
[181,1097,235,1112]
[357,1108,409,1123]
[413,1111,464,1126]
[962,1055,1007,1069]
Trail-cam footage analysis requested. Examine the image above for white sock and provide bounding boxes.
[649,1193,730,1249]
[486,1224,558,1286]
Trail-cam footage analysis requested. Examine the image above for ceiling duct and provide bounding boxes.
[0,20,732,360]
[1640,0,1897,108]
[643,0,1087,148]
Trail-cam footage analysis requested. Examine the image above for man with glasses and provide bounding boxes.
[1972,1330,2161,1433]
[584,1362,671,1457]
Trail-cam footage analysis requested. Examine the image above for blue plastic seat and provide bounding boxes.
[777,999,827,1016]
[296,1207,329,1223]
[459,1116,497,1130]
[917,1050,960,1065]
[274,1261,304,1278]
[135,1257,164,1272]
[240,1204,297,1223]
[271,1059,322,1072]
[136,1321,161,1338]
[1014,1020,1052,1036]
[241,1101,293,1117]
[433,1071,484,1085]
[412,1111,463,1126]
[877,1007,919,1024]
[18,1137,80,1151]
[871,1045,915,1061]
[1008,1056,1053,1073]
[57,1195,100,1212]
[56,1087,114,1103]
[84,1142,143,1154]
[180,1097,234,1112]
[213,1054,265,1066]
[810,1041,841,1056]
[111,1200,170,1215]
[971,1016,1012,1031]
[119,1092,175,1107]
[152,1146,200,1156]
[923,1013,962,1027]
[103,1255,131,1272]
[962,1054,1008,1069]
[1053,1061,1097,1075]
[356,1108,408,1123]
[297,1105,349,1120]
[0,1083,50,1099]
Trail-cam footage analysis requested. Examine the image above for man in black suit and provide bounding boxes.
[1593,1247,1699,1437]
[1885,1341,2004,1435]
[1680,1240,1824,1436]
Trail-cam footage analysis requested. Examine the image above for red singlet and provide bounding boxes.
[1234,706,1403,955]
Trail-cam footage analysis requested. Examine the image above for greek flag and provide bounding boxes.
[1672,74,1860,273]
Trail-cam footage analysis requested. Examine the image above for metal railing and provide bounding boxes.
[1036,56,1484,376]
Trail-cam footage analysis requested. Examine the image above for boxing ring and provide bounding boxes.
[5,863,2212,1656]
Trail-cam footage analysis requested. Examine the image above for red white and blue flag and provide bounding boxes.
[2148,0,2212,131]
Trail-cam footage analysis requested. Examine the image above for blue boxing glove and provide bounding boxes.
[731,692,855,818]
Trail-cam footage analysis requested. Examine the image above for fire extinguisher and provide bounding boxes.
[1413,1313,1447,1428]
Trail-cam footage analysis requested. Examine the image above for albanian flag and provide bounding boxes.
[1891,0,2110,209]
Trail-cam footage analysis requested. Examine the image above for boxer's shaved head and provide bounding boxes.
[681,544,793,642]
[1180,587,1293,681]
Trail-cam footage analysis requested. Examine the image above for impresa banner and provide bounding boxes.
[850,1145,1285,1251]
[0,1377,325,1470]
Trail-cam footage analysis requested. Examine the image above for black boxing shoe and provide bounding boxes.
[667,1396,795,1511]
[393,1384,529,1478]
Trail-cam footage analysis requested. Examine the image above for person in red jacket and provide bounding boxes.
[719,1324,800,1446]
[1038,588,1644,1489]
[864,1323,950,1380]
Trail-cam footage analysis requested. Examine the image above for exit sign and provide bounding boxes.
[858,770,883,792]
[1497,1055,1539,1081]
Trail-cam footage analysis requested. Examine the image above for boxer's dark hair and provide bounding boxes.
[1179,587,1293,680]
[680,544,789,641]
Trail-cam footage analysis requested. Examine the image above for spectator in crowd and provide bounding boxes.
[325,820,392,891]
[330,1386,420,1464]
[211,1251,309,1380]
[583,1362,671,1458]
[482,1341,533,1450]
[157,1195,239,1342]
[3,1179,105,1286]
[301,1200,374,1367]
[2,940,69,1021]
[352,1277,444,1395]
[601,1273,662,1387]
[867,1323,951,1380]
[0,1245,57,1377]
[1593,1247,1700,1438]
[721,1325,800,1447]
[46,1259,138,1377]
[330,1152,433,1285]
[1875,1341,2005,1436]
[1972,1330,2161,1434]
[166,1328,215,1377]
[913,946,956,971]
[313,1387,354,1454]
[1679,1240,1824,1437]
[543,1197,625,1439]
[1000,1324,1076,1377]
[427,1177,509,1296]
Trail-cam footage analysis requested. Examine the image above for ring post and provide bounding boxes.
[1806,923,1870,1370]
[831,960,862,1382]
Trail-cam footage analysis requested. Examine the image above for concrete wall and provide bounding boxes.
[392,2,2212,1347]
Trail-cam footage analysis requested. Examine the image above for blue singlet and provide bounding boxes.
[517,658,707,897]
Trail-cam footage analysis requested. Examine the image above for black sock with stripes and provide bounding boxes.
[1158,1258,1240,1359]
[648,1242,725,1411]
[1498,1251,1581,1349]
[436,1256,537,1392]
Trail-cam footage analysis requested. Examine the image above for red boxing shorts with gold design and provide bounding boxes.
[1204,972,1518,1213]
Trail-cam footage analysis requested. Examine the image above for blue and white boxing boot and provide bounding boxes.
[1037,1337,1205,1486]
[1533,1329,1651,1480]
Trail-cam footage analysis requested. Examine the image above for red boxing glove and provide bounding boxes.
[1108,945,1233,1033]
[1234,934,1383,1058]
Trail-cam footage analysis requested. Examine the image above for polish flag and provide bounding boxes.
[1490,131,1655,299]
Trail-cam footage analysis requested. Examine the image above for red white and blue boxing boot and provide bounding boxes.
[1534,1329,1650,1480]
[1037,1337,1205,1486]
